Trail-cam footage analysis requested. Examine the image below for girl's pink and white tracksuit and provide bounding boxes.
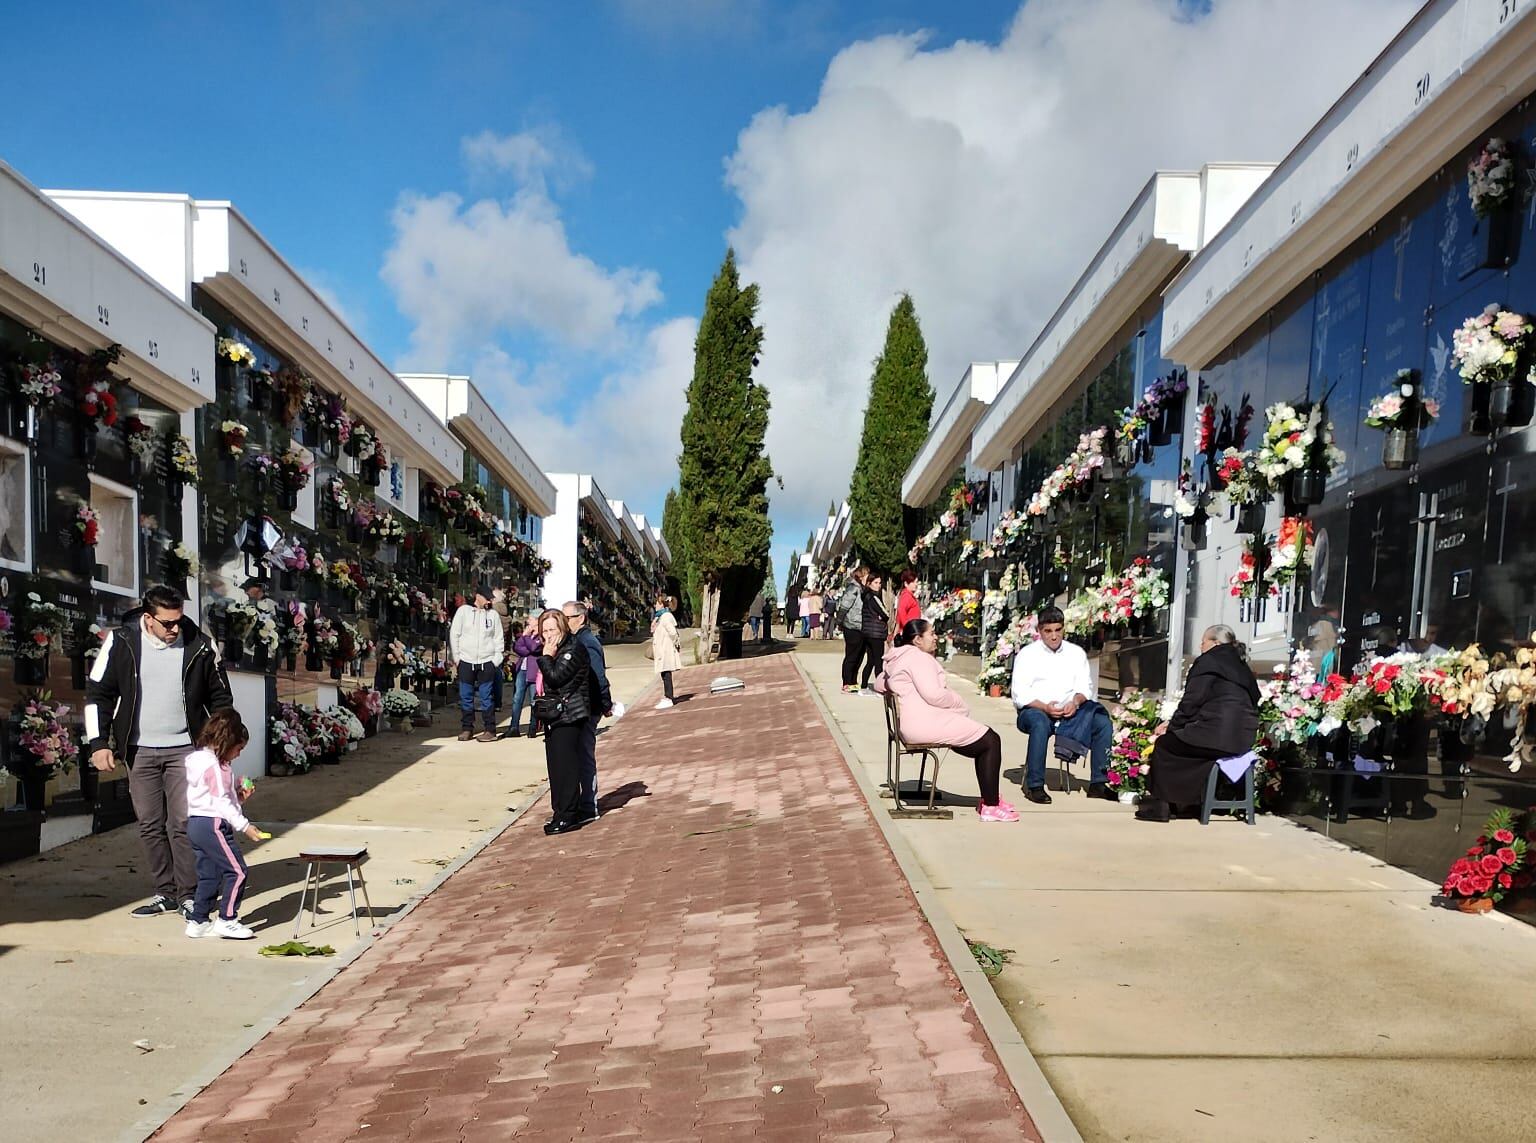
[185,748,250,923]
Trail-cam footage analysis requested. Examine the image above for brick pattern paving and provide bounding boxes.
[152,655,1039,1142]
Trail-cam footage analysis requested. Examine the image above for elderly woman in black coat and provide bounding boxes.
[1136,624,1261,822]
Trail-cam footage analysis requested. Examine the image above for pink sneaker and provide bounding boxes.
[978,802,1020,822]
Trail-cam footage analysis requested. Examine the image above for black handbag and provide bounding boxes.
[533,693,565,723]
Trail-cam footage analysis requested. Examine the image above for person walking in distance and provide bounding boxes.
[85,584,234,920]
[562,600,613,825]
[450,584,502,742]
[651,593,683,709]
[534,609,592,835]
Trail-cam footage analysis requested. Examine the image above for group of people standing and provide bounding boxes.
[445,585,619,835]
[875,600,1262,823]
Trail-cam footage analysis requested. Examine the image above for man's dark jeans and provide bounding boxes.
[1016,702,1113,789]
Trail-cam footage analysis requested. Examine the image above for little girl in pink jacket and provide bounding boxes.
[875,619,1018,821]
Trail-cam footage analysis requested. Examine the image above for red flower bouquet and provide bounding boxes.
[80,379,118,429]
[1442,808,1529,911]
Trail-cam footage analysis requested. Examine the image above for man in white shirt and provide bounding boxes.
[450,584,503,742]
[1010,606,1116,804]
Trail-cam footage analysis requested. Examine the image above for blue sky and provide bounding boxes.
[2,0,1415,587]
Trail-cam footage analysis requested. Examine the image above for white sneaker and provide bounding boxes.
[212,918,255,940]
[185,919,212,939]
[655,698,674,710]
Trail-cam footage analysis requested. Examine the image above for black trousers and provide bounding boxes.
[661,670,675,700]
[950,728,1003,806]
[841,630,867,687]
[861,639,885,689]
[545,723,585,822]
[1147,730,1229,807]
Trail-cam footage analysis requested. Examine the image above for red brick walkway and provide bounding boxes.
[152,655,1040,1142]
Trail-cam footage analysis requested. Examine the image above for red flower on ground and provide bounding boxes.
[1497,847,1518,866]
[1480,854,1505,876]
[1499,873,1514,889]
[1495,829,1515,843]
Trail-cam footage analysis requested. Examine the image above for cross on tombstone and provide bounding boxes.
[1523,157,1536,232]
[1369,506,1388,588]
[1392,215,1414,301]
[1493,461,1518,565]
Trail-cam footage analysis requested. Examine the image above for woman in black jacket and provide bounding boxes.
[858,572,890,693]
[1136,625,1261,822]
[533,609,592,835]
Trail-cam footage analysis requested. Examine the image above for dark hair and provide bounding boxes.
[1037,606,1065,628]
[896,618,932,647]
[196,708,249,761]
[900,569,918,586]
[143,584,185,614]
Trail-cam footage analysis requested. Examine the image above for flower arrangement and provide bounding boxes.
[1451,305,1531,385]
[1140,369,1188,418]
[217,337,257,368]
[1358,654,1429,719]
[1211,447,1267,507]
[79,622,107,664]
[1422,645,1496,721]
[277,442,313,491]
[1467,137,1517,219]
[1268,517,1314,591]
[345,419,376,459]
[269,704,313,773]
[925,588,982,626]
[0,605,10,635]
[1258,651,1325,749]
[221,420,249,457]
[17,593,67,660]
[1228,537,1278,602]
[249,609,281,655]
[372,439,389,469]
[16,693,78,776]
[325,477,352,518]
[1257,402,1343,482]
[1106,691,1161,798]
[308,615,340,659]
[367,510,407,544]
[1196,397,1217,454]
[274,366,314,426]
[1173,460,1204,519]
[76,505,101,546]
[18,362,62,406]
[1365,371,1439,430]
[1441,809,1527,908]
[1315,672,1380,737]
[79,378,118,430]
[248,453,277,482]
[333,705,366,745]
[306,548,329,581]
[169,434,200,484]
[382,689,420,720]
[123,415,159,467]
[1487,644,1536,772]
[374,573,411,611]
[166,542,198,579]
[222,599,261,637]
[323,393,352,446]
[343,687,384,721]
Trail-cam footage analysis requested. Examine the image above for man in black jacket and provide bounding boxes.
[86,584,234,918]
[562,600,613,826]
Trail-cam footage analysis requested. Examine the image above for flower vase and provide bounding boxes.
[247,374,267,411]
[360,459,380,487]
[305,652,322,672]
[168,477,184,508]
[1138,436,1155,465]
[1236,502,1266,535]
[128,455,143,484]
[1118,791,1139,805]
[988,684,1004,698]
[250,645,272,674]
[19,772,48,814]
[378,543,397,564]
[279,568,296,592]
[1488,378,1535,431]
[1382,427,1418,470]
[15,654,48,686]
[284,651,297,672]
[279,485,299,512]
[1456,897,1494,915]
[330,662,343,681]
[1180,515,1208,551]
[80,425,98,464]
[1289,468,1326,506]
[223,638,246,667]
[253,471,268,500]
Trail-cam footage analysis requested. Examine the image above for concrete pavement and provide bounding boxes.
[793,639,1536,1142]
[0,648,656,1143]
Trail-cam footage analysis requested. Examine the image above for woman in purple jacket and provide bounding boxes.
[507,616,543,738]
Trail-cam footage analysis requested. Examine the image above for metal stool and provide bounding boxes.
[292,846,374,937]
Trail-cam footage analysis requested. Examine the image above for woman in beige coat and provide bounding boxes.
[651,593,684,710]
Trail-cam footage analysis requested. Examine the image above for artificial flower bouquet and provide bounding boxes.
[123,415,159,467]
[17,362,62,406]
[217,336,257,369]
[1467,137,1516,218]
[170,434,200,484]
[382,689,420,720]
[221,420,249,457]
[277,442,313,491]
[75,505,101,547]
[17,593,66,660]
[1451,304,1531,385]
[17,692,78,775]
[79,379,118,430]
[1441,808,1528,911]
[1365,370,1439,430]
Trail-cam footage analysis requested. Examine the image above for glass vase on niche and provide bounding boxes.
[305,652,322,673]
[1289,469,1325,506]
[278,484,299,512]
[1382,428,1418,470]
[1179,515,1208,551]
[330,662,343,681]
[1236,502,1266,535]
[223,638,245,667]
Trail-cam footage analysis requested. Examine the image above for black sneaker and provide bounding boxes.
[1023,788,1053,805]
[179,898,196,921]
[574,810,600,827]
[131,895,178,917]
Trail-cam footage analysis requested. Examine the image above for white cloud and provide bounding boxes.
[382,185,661,365]
[469,317,698,516]
[461,127,594,192]
[724,0,1420,565]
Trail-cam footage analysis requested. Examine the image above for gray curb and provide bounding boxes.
[791,654,1084,1143]
[119,781,552,1143]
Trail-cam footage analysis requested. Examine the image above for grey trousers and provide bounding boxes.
[129,744,197,901]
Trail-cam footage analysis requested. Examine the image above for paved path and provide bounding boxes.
[150,655,1038,1142]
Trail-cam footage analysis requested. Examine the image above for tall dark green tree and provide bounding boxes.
[848,294,934,571]
[660,486,693,622]
[676,249,774,627]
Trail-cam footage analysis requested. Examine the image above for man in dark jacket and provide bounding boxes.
[562,600,613,825]
[86,584,234,919]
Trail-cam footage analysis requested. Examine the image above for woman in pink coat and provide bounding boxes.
[874,618,1018,822]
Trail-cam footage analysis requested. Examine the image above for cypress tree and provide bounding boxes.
[660,486,693,622]
[676,249,774,628]
[848,294,934,572]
